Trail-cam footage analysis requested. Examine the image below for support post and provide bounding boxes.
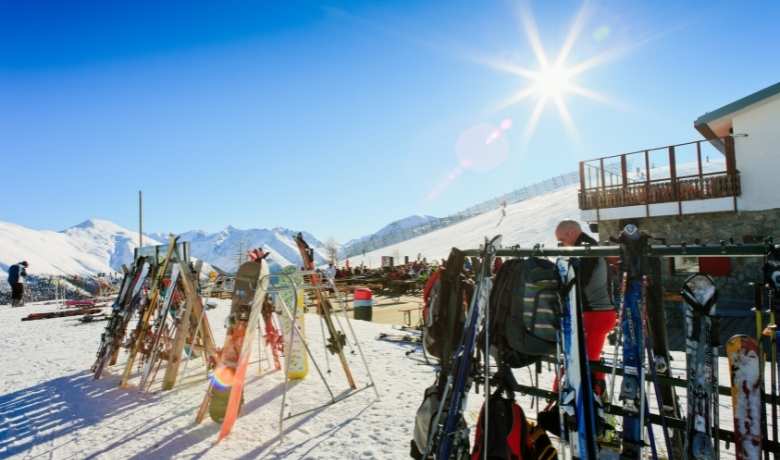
[669,146,681,216]
[139,191,143,248]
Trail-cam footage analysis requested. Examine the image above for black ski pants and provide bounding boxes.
[11,283,24,306]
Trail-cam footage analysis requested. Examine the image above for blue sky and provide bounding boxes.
[2,1,779,242]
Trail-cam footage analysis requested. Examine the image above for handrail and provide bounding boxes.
[580,135,735,163]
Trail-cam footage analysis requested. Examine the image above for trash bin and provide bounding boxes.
[353,287,373,321]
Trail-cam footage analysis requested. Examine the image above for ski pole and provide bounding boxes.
[609,272,627,405]
[765,287,778,458]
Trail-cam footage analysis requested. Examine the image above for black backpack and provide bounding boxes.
[483,257,561,368]
[423,248,473,366]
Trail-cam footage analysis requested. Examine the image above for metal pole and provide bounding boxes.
[139,190,143,248]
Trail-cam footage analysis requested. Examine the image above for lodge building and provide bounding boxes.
[578,81,780,347]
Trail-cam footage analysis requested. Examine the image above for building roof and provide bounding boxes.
[695,81,780,127]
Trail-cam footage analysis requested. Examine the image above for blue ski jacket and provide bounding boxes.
[8,263,27,284]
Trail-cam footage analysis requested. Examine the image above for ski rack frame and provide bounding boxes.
[462,238,780,456]
[462,241,778,258]
[267,271,379,443]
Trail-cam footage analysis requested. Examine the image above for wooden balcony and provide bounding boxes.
[579,172,740,209]
[578,136,740,215]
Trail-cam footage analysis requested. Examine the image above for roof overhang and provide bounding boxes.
[694,81,780,140]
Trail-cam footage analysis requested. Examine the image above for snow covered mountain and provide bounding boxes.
[151,226,329,272]
[0,218,161,279]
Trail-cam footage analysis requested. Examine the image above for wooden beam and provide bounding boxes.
[162,255,215,390]
[696,141,704,199]
[668,146,681,216]
[644,150,650,217]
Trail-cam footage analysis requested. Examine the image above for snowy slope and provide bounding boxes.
[0,219,161,279]
[341,215,438,255]
[347,184,589,267]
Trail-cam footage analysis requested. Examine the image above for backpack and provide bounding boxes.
[482,257,560,368]
[410,379,469,460]
[470,391,557,460]
[422,248,473,365]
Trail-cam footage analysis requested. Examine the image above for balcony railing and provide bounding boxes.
[578,136,740,213]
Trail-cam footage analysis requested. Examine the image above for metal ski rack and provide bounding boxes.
[460,237,780,458]
[462,241,777,258]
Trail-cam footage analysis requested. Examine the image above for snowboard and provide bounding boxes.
[681,273,718,460]
[207,259,264,424]
[278,288,308,380]
[216,255,269,442]
[726,335,762,460]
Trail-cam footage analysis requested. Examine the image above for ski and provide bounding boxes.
[726,335,762,460]
[261,295,283,371]
[617,224,647,460]
[21,307,102,321]
[557,256,599,460]
[294,233,356,389]
[139,263,181,392]
[120,238,179,387]
[432,235,499,460]
[92,260,151,378]
[377,332,422,344]
[216,251,270,442]
[681,273,718,460]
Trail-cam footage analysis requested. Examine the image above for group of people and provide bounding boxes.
[6,261,29,307]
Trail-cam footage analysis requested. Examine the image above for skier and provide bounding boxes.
[7,261,29,307]
[325,262,337,281]
[538,220,616,431]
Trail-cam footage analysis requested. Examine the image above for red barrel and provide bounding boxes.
[354,288,373,301]
[353,287,373,321]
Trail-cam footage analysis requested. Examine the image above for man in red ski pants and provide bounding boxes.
[538,220,617,434]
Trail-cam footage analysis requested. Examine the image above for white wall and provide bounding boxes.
[733,93,780,211]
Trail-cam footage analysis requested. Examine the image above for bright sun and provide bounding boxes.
[534,65,572,98]
[482,3,620,140]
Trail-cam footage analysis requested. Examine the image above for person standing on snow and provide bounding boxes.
[8,261,29,307]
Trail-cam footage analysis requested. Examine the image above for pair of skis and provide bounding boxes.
[686,274,763,460]
[424,235,499,460]
[92,259,151,379]
[556,257,599,460]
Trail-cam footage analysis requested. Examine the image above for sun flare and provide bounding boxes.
[479,3,624,140]
[534,65,572,99]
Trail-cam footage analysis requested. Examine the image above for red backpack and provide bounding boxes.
[471,392,556,460]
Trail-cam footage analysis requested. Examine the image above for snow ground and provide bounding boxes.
[0,299,772,459]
